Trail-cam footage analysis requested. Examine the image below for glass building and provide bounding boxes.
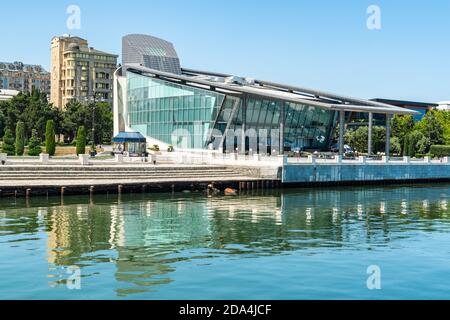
[114,36,416,155]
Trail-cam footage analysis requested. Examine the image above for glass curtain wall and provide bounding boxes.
[127,71,336,153]
[216,97,337,153]
[127,71,225,148]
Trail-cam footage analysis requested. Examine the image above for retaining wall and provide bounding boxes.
[283,162,450,185]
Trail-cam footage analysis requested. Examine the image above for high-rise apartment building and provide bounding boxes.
[0,61,50,94]
[50,35,118,109]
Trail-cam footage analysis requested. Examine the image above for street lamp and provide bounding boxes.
[89,91,104,156]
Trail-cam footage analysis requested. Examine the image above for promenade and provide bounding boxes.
[1,152,449,197]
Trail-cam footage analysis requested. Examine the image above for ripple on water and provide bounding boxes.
[0,185,450,299]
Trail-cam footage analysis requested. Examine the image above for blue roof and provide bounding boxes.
[113,132,147,143]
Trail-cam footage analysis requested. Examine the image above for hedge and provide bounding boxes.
[429,145,450,158]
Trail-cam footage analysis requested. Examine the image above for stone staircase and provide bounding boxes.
[0,165,262,186]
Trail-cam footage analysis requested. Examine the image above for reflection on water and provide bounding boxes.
[0,184,449,299]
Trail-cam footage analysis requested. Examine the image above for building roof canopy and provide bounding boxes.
[119,64,418,115]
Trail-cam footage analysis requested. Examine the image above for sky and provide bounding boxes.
[1,0,449,102]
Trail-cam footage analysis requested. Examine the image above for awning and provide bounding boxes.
[113,132,147,143]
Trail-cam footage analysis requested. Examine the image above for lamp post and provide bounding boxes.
[89,91,104,156]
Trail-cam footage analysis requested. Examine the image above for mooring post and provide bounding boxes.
[26,189,31,198]
[89,186,95,197]
[61,187,66,197]
[118,185,123,195]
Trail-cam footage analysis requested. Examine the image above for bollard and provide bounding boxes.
[39,153,49,165]
[79,154,90,166]
[115,154,124,163]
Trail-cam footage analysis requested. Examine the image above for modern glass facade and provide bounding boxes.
[127,71,225,149]
[126,71,337,153]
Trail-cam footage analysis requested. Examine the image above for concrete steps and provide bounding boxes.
[0,166,257,185]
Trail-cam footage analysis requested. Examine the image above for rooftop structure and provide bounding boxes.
[437,101,450,111]
[371,98,438,121]
[0,89,20,101]
[122,34,182,75]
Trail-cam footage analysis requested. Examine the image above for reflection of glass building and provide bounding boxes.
[114,36,415,154]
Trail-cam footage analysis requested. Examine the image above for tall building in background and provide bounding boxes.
[0,61,50,95]
[50,35,118,109]
[122,34,181,75]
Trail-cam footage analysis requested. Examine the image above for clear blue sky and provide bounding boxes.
[1,0,449,102]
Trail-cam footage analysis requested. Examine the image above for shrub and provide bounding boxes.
[45,120,56,156]
[415,154,434,159]
[27,129,42,156]
[403,130,429,157]
[430,145,450,158]
[390,137,402,155]
[2,129,15,156]
[76,126,86,155]
[15,121,25,156]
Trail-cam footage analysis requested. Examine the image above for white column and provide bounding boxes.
[385,114,391,159]
[339,110,346,156]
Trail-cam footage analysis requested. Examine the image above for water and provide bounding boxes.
[0,184,449,300]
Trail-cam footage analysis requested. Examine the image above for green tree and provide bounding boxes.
[76,126,86,155]
[403,130,429,157]
[390,137,402,155]
[415,110,444,148]
[391,115,415,154]
[15,121,25,156]
[0,103,6,138]
[345,126,386,154]
[27,129,42,156]
[0,90,62,140]
[45,120,56,156]
[1,128,15,156]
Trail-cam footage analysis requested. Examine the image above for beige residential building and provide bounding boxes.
[50,35,118,109]
[0,61,50,94]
